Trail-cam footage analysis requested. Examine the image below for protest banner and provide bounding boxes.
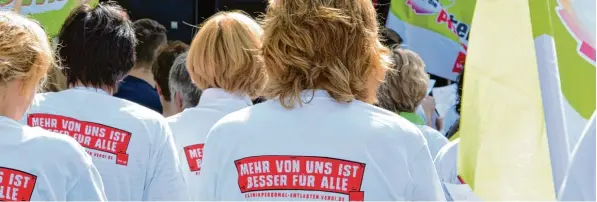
[385,0,476,81]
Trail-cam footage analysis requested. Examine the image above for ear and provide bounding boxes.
[175,92,183,111]
[156,85,163,96]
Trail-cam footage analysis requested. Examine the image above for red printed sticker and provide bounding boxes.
[0,167,37,201]
[235,155,366,201]
[452,51,466,73]
[27,113,132,166]
[183,144,204,172]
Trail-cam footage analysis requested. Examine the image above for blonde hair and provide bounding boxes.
[261,0,392,109]
[377,47,428,113]
[0,11,54,93]
[186,11,266,97]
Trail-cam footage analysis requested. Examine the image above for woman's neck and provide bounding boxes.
[0,80,31,121]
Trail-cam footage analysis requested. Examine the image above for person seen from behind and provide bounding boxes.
[196,0,445,200]
[152,40,189,117]
[168,52,202,114]
[0,11,106,201]
[167,11,266,200]
[377,47,449,158]
[21,3,187,200]
[115,18,167,114]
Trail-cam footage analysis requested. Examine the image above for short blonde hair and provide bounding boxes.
[261,0,392,109]
[377,47,428,113]
[186,11,266,97]
[0,11,54,93]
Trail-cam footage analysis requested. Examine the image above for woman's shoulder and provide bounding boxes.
[22,126,91,166]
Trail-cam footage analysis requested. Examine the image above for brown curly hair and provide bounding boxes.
[261,0,392,109]
[377,47,428,113]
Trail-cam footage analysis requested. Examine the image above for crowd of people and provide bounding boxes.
[0,0,489,201]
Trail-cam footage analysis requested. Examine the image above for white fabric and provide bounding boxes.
[167,88,252,200]
[434,138,460,185]
[559,112,596,201]
[441,107,460,135]
[415,106,439,131]
[197,90,445,201]
[434,139,462,201]
[417,125,449,158]
[0,116,106,201]
[21,87,187,201]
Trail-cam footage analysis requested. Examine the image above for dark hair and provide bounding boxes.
[252,97,267,105]
[58,2,136,88]
[153,41,189,101]
[133,19,167,66]
[381,28,402,47]
[169,53,201,109]
[446,70,465,139]
[455,70,464,114]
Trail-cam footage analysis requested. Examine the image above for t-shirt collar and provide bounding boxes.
[275,89,340,105]
[198,88,252,107]
[71,86,110,96]
[399,112,426,125]
[300,89,332,100]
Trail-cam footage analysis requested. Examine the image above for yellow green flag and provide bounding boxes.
[457,0,555,200]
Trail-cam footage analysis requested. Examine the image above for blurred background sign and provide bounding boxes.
[1,0,99,36]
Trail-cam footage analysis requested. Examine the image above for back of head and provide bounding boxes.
[134,19,167,66]
[186,11,266,97]
[153,41,189,101]
[169,52,201,109]
[0,11,54,93]
[58,2,136,89]
[377,47,428,113]
[261,0,392,109]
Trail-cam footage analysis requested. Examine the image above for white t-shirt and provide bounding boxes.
[0,116,106,201]
[21,87,187,201]
[434,138,461,185]
[417,125,449,158]
[196,90,445,201]
[167,88,252,200]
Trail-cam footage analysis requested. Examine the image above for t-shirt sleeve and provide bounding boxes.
[67,145,108,201]
[433,142,461,185]
[142,121,188,200]
[422,126,449,159]
[407,144,446,201]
